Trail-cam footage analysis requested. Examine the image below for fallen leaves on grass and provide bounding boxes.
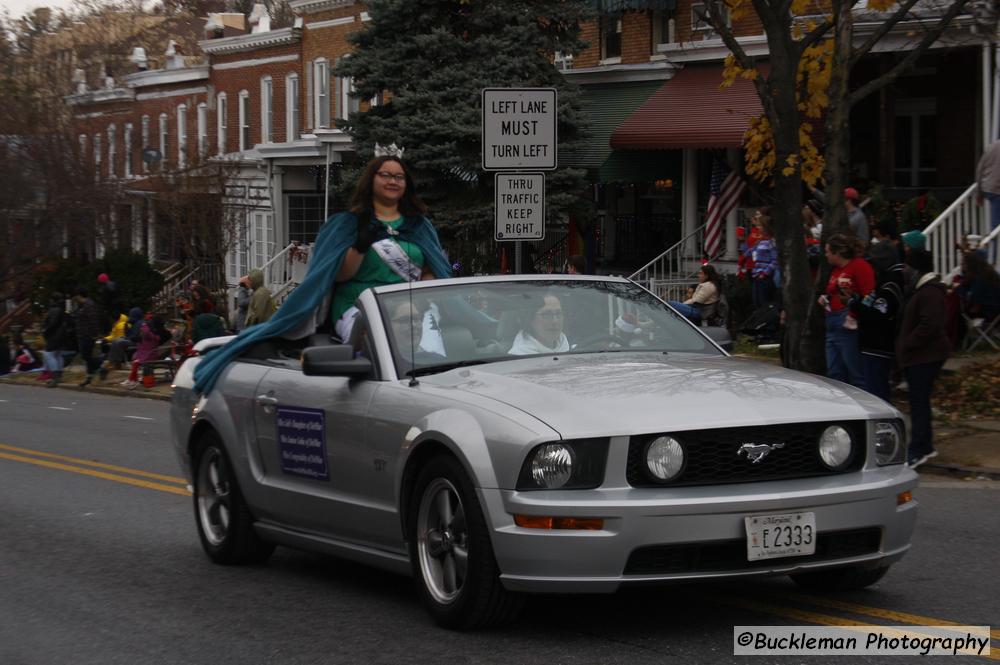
[934,360,1000,419]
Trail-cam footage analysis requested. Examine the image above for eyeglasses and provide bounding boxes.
[535,310,563,320]
[376,171,407,183]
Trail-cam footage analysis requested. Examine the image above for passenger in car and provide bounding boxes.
[508,294,570,355]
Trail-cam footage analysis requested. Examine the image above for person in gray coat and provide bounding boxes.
[233,275,252,332]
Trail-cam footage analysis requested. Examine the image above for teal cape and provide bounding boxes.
[193,211,452,395]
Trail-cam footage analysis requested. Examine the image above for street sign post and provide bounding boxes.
[482,88,557,171]
[494,172,545,242]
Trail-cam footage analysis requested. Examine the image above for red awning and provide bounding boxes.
[611,64,764,150]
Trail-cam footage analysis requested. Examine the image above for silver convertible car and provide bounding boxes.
[170,275,917,629]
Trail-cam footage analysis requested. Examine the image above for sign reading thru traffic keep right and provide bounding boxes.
[495,172,545,241]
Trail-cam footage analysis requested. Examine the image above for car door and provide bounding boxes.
[250,344,380,543]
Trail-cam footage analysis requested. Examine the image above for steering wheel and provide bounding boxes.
[573,334,621,350]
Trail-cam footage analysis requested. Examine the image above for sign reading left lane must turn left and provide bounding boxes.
[495,172,545,241]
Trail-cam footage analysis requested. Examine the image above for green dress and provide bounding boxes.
[331,217,426,322]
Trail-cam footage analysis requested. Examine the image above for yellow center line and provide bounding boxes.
[717,596,997,659]
[0,442,187,485]
[0,452,191,496]
[773,592,1000,641]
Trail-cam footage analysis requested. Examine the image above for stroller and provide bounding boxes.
[739,303,780,344]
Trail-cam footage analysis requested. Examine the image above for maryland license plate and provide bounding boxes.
[745,512,816,561]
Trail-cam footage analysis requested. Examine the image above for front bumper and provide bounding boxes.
[482,466,917,593]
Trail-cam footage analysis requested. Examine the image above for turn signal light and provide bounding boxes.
[897,491,913,506]
[514,515,604,530]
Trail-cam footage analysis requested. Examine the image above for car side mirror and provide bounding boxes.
[702,325,733,352]
[302,344,372,377]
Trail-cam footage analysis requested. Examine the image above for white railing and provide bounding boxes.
[261,241,312,304]
[974,219,1000,269]
[922,183,987,277]
[629,222,721,301]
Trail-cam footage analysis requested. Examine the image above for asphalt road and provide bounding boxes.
[1,383,997,664]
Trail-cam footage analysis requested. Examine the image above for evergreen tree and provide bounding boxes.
[336,0,594,269]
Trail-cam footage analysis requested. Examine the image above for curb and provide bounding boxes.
[0,376,172,402]
[919,462,1000,481]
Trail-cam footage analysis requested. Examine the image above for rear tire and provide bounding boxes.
[193,432,274,565]
[790,564,891,591]
[408,455,524,629]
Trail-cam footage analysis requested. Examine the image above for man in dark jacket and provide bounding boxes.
[42,293,72,387]
[72,287,103,388]
[845,242,905,402]
[896,249,951,467]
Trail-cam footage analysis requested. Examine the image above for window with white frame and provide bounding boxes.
[336,74,359,121]
[238,90,250,151]
[177,104,187,168]
[252,211,275,268]
[217,93,228,154]
[141,115,150,172]
[600,15,622,61]
[158,113,168,168]
[286,73,299,141]
[93,133,102,181]
[260,76,273,144]
[227,223,249,282]
[313,59,330,128]
[197,103,208,158]
[691,2,729,36]
[124,123,133,177]
[107,124,116,177]
[652,9,677,47]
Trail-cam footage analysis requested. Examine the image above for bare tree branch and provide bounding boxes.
[848,0,975,106]
[706,0,775,118]
[849,0,924,67]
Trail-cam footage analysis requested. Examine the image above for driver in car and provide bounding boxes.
[508,294,570,355]
[389,301,446,364]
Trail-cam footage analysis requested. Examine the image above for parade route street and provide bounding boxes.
[1,383,997,664]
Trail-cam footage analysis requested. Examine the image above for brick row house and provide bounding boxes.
[64,0,997,293]
[562,0,995,275]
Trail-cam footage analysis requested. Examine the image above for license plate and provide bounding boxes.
[745,512,816,561]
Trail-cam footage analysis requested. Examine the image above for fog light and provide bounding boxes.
[818,425,853,469]
[646,436,685,481]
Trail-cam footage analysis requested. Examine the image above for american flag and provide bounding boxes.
[704,158,745,258]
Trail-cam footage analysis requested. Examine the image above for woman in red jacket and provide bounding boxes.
[820,234,874,389]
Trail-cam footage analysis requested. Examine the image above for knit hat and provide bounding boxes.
[844,187,860,201]
[97,273,110,283]
[900,230,927,251]
[868,240,898,272]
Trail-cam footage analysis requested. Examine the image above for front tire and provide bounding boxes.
[790,564,891,591]
[193,433,274,565]
[408,455,523,629]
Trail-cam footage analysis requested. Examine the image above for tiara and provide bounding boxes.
[374,142,405,158]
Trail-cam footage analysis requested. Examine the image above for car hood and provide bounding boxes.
[419,353,892,438]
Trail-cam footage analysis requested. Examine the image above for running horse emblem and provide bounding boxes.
[738,442,785,464]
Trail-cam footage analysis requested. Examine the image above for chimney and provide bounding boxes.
[248,4,270,34]
[204,14,225,39]
[104,64,115,90]
[165,40,185,70]
[72,67,87,94]
[130,46,148,71]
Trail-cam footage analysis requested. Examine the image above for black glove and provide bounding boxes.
[353,218,378,253]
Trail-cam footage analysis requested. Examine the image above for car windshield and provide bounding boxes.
[377,279,721,377]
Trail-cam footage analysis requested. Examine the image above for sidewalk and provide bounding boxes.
[0,365,173,401]
[2,356,996,478]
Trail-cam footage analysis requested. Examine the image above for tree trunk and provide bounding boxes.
[823,0,854,237]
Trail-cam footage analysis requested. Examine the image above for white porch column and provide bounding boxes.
[682,148,698,256]
[132,203,143,253]
[724,148,740,260]
[147,203,157,261]
[271,165,286,250]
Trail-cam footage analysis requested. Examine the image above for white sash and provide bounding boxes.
[371,238,422,283]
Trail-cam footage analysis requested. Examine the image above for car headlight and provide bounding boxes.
[517,439,608,490]
[874,419,905,466]
[818,425,853,469]
[646,436,685,481]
